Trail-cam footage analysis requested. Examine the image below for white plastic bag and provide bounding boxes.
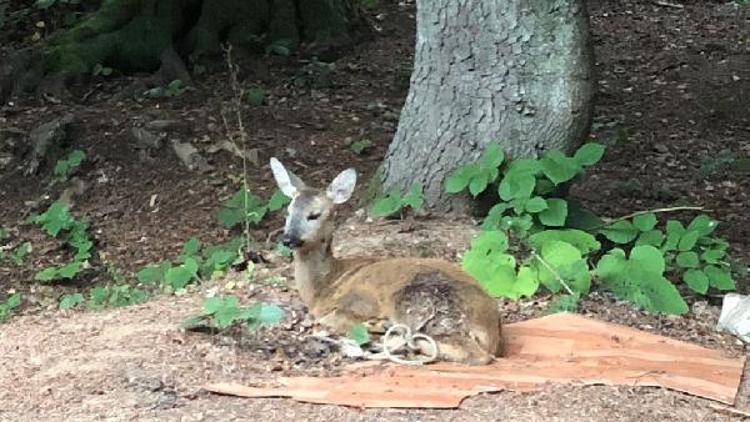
[716,293,750,343]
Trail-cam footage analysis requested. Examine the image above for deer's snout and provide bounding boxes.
[281,233,304,248]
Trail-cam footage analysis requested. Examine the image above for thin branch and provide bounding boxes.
[531,250,575,296]
[597,206,707,229]
[652,0,684,9]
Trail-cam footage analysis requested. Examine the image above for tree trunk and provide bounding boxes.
[0,0,365,102]
[380,0,594,214]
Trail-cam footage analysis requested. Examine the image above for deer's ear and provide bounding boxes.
[326,168,357,204]
[270,157,306,197]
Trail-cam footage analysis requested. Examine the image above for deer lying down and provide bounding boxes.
[270,158,503,364]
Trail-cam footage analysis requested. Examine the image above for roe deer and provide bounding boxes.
[270,157,503,364]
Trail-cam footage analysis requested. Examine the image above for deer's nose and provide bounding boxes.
[281,233,303,248]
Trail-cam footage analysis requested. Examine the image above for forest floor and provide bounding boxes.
[1,0,749,420]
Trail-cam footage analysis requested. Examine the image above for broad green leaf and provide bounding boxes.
[573,143,606,166]
[402,184,424,210]
[535,240,587,294]
[468,172,489,197]
[663,220,685,251]
[35,267,58,281]
[515,266,541,298]
[481,203,511,230]
[703,265,735,291]
[348,323,371,345]
[565,200,606,232]
[678,230,700,251]
[675,251,699,268]
[245,302,285,326]
[595,248,627,279]
[165,266,194,289]
[525,197,548,213]
[182,237,201,257]
[498,171,536,201]
[5,293,21,309]
[630,245,665,274]
[632,213,657,232]
[540,151,579,185]
[683,269,709,294]
[632,269,689,315]
[217,208,243,229]
[58,261,81,278]
[687,215,717,236]
[547,294,580,313]
[476,263,517,298]
[701,248,726,264]
[481,144,505,170]
[267,189,291,211]
[538,198,568,227]
[599,220,639,244]
[635,230,665,247]
[370,193,402,217]
[59,293,84,310]
[137,265,166,284]
[528,229,600,255]
[213,305,241,329]
[445,164,480,193]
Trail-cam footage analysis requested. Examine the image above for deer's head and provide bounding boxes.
[270,157,356,250]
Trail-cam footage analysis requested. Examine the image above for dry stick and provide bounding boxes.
[531,250,575,296]
[597,206,707,229]
[652,0,684,9]
[223,44,253,253]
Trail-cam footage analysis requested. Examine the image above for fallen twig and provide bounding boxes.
[652,0,684,9]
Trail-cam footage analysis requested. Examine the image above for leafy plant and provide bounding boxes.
[183,295,285,331]
[218,188,289,229]
[53,150,85,179]
[0,293,21,322]
[350,139,372,155]
[246,87,267,106]
[348,323,371,345]
[92,63,113,77]
[448,143,740,315]
[59,293,84,310]
[2,242,32,266]
[144,80,189,98]
[370,183,424,217]
[87,284,148,310]
[29,202,93,282]
[266,39,293,56]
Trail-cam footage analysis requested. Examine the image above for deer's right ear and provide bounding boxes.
[270,157,305,197]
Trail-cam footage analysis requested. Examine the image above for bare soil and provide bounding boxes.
[1,0,749,420]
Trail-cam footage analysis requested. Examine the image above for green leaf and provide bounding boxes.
[445,164,480,193]
[370,193,402,217]
[5,293,21,309]
[348,323,371,346]
[481,143,505,171]
[703,265,735,291]
[137,265,166,284]
[565,200,606,232]
[402,184,424,210]
[182,237,201,257]
[540,151,579,185]
[687,215,718,236]
[267,189,291,211]
[538,240,590,295]
[58,261,81,278]
[678,230,700,251]
[573,143,606,166]
[599,220,639,244]
[683,270,709,294]
[35,267,58,281]
[630,245,665,274]
[675,251,699,268]
[701,248,726,264]
[515,266,541,298]
[538,199,568,227]
[60,293,84,310]
[632,213,657,232]
[547,294,580,313]
[528,229,601,255]
[245,302,285,326]
[165,265,195,289]
[468,172,489,197]
[524,197,548,213]
[635,230,665,247]
[478,264,517,298]
[498,171,536,201]
[663,220,685,251]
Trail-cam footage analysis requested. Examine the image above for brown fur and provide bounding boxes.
[270,158,503,364]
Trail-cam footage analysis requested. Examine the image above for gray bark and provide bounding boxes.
[381,0,594,213]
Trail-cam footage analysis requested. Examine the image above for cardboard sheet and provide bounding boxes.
[205,313,746,408]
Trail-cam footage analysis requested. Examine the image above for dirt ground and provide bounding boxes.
[1,0,749,420]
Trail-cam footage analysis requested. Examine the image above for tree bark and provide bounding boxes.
[381,0,594,214]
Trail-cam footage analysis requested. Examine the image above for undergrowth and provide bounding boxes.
[442,143,740,314]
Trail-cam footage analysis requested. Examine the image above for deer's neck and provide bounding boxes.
[292,237,337,305]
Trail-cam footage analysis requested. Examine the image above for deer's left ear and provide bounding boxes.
[326,168,356,204]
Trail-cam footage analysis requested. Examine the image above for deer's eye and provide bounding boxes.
[307,213,321,221]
